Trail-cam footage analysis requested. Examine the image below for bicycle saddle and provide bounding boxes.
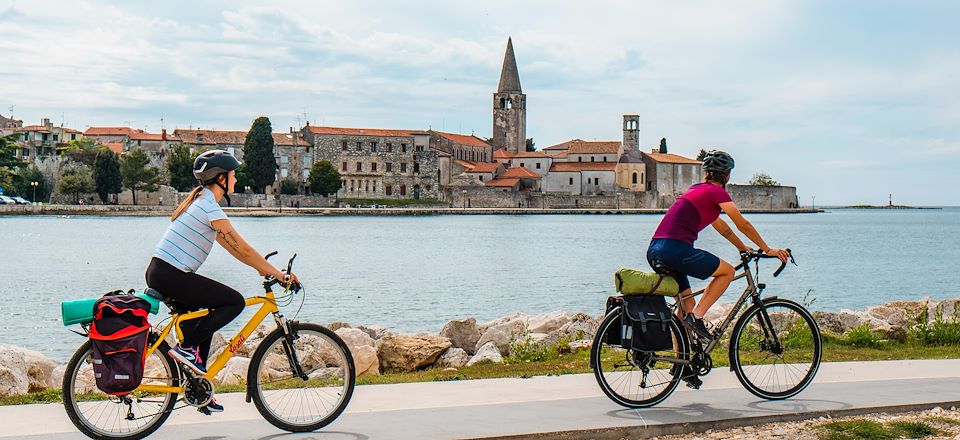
[145,287,186,314]
[650,260,677,276]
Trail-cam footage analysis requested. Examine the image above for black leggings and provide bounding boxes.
[145,257,244,366]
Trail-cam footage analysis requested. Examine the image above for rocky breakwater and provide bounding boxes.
[2,297,958,398]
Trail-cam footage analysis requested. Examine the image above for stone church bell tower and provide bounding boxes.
[492,37,526,154]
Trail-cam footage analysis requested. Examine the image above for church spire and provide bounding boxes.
[497,37,522,93]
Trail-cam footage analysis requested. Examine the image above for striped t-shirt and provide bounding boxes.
[153,189,227,272]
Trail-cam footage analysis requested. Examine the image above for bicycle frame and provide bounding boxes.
[135,290,282,395]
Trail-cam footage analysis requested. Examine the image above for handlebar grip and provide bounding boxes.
[265,251,278,260]
[773,261,787,277]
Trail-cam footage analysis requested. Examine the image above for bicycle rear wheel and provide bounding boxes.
[248,322,355,432]
[730,298,822,399]
[62,339,178,440]
[591,306,688,408]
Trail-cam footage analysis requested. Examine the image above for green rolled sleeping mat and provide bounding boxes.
[614,268,680,297]
[61,291,161,326]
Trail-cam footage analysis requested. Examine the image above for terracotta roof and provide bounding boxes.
[549,162,618,172]
[174,129,247,145]
[547,151,569,158]
[462,162,502,173]
[272,133,310,146]
[544,139,621,155]
[644,152,701,165]
[104,143,124,154]
[510,151,550,158]
[17,125,50,133]
[64,128,82,134]
[493,149,514,159]
[499,167,542,179]
[485,178,520,187]
[129,132,179,141]
[84,127,142,136]
[435,131,490,147]
[305,126,414,137]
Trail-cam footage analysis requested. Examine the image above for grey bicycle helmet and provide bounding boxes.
[701,150,735,173]
[194,150,241,185]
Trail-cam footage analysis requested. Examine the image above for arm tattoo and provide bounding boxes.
[218,230,243,253]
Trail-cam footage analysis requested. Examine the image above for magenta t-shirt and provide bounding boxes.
[653,183,732,245]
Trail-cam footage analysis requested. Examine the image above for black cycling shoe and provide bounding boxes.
[682,314,713,341]
[681,366,702,389]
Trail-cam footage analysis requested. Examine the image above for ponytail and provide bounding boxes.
[170,186,204,221]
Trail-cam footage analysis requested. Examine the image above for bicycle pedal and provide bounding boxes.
[197,406,212,416]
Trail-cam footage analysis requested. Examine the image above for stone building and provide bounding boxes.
[14,118,83,161]
[174,129,247,160]
[641,149,702,196]
[428,131,492,163]
[492,37,526,155]
[125,129,181,154]
[83,127,142,145]
[272,131,312,188]
[303,125,442,200]
[0,114,22,132]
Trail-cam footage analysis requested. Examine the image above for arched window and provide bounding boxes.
[386,184,393,196]
[632,172,638,184]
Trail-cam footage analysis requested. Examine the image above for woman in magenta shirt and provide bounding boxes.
[648,151,789,345]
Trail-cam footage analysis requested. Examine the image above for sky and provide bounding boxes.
[1,1,958,206]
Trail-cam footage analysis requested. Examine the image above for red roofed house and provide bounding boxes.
[14,118,84,161]
[272,130,313,189]
[0,114,22,132]
[174,129,247,160]
[84,126,143,145]
[641,140,703,196]
[126,129,181,154]
[487,166,542,192]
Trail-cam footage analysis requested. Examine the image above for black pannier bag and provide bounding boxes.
[602,296,623,346]
[621,295,673,352]
[89,290,152,395]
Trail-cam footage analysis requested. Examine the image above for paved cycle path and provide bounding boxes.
[2,359,958,440]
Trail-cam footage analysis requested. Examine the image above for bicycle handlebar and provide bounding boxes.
[262,251,302,293]
[735,248,796,277]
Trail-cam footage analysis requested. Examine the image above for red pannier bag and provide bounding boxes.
[89,291,152,395]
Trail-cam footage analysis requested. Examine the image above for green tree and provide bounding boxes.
[279,178,299,195]
[243,117,277,193]
[308,160,341,196]
[233,163,254,193]
[120,148,159,205]
[659,137,668,154]
[747,172,780,186]
[525,138,536,152]
[166,144,197,191]
[59,138,100,166]
[13,165,46,202]
[92,148,122,203]
[0,134,24,191]
[57,166,94,204]
[696,149,708,161]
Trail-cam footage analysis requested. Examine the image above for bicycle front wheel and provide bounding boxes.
[248,322,356,432]
[62,339,178,440]
[730,298,822,400]
[591,306,689,408]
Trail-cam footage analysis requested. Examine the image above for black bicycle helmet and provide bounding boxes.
[194,150,241,185]
[701,150,735,173]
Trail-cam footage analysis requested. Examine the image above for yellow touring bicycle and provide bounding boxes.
[61,253,356,440]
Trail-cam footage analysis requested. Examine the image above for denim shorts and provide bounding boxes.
[646,238,721,292]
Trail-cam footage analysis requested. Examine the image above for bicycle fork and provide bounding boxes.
[274,314,308,381]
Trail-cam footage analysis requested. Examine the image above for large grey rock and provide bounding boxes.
[566,339,592,354]
[475,319,527,355]
[440,318,481,355]
[552,313,598,341]
[377,333,451,372]
[214,357,250,386]
[0,365,27,397]
[466,342,503,366]
[435,348,469,369]
[478,312,529,335]
[336,328,376,348]
[865,300,926,329]
[527,311,571,334]
[351,345,380,377]
[0,344,57,395]
[813,311,845,334]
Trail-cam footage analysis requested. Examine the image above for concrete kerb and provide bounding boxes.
[477,400,960,440]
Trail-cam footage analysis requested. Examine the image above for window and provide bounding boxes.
[416,145,424,152]
[520,162,525,167]
[386,184,392,195]
[349,180,355,191]
[304,169,311,179]
[569,177,573,185]
[71,134,77,140]
[594,178,599,185]
[365,180,369,191]
[356,162,363,172]
[400,184,407,196]
[578,157,583,162]
[356,141,363,151]
[303,156,312,165]
[603,157,607,162]
[23,149,29,157]
[371,162,378,172]
[400,162,407,173]
[280,155,289,164]
[413,162,420,173]
[591,156,595,162]
[632,172,638,184]
[281,168,289,178]
[386,143,393,152]
[535,162,541,169]
[342,162,347,171]
[137,140,142,146]
[372,181,377,192]
[341,140,348,151]
[401,143,408,153]
[371,141,378,152]
[479,176,484,182]
[386,162,393,172]
[53,134,58,141]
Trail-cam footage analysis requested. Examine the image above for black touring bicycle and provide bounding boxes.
[591,249,822,407]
